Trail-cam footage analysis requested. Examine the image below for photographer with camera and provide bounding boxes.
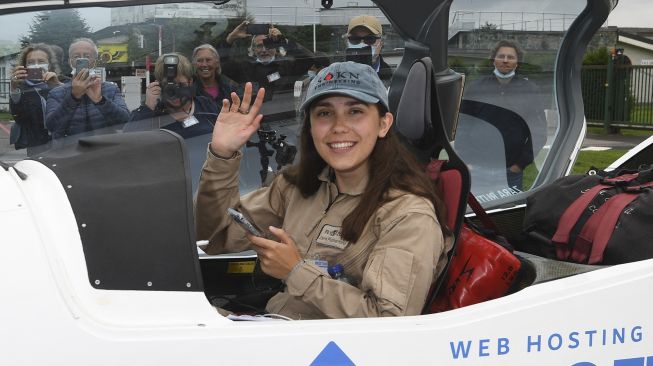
[125,53,218,139]
[45,38,129,139]
[9,43,63,155]
[218,21,312,100]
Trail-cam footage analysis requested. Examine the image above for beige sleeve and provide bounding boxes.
[285,210,445,318]
[194,147,285,254]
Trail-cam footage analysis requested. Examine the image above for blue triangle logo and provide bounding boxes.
[310,341,356,366]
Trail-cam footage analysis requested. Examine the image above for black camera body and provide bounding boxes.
[156,54,193,109]
[272,134,297,168]
[345,46,373,66]
[161,54,180,100]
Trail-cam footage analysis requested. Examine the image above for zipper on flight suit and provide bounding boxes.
[306,181,342,254]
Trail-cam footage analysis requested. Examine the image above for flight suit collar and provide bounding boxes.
[317,167,368,196]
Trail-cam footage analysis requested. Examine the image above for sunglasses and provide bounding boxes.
[347,35,380,46]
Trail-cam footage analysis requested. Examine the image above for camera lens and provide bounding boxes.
[164,84,178,99]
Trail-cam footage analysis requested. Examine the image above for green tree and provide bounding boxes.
[583,47,609,65]
[21,9,91,48]
[21,9,92,74]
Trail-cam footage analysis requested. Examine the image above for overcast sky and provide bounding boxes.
[606,0,652,28]
[0,0,651,44]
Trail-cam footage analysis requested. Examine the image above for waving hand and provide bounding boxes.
[210,82,265,157]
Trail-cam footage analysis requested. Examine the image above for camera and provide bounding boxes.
[159,54,192,102]
[162,54,179,84]
[272,134,297,167]
[345,46,373,66]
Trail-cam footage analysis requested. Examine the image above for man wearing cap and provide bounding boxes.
[346,15,393,84]
[195,62,451,319]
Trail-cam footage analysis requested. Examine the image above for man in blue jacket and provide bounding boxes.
[45,38,129,139]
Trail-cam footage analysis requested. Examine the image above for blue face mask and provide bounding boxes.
[307,70,317,79]
[494,68,515,79]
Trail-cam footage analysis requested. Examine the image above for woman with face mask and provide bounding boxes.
[9,43,63,155]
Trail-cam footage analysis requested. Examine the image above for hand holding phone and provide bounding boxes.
[227,208,266,237]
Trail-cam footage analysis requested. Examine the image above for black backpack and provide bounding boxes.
[523,166,653,265]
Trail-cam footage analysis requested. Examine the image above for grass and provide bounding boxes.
[0,111,12,121]
[586,126,653,137]
[631,104,653,124]
[522,148,629,189]
[571,149,628,174]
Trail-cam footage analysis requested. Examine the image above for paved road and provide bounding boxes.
[582,133,651,150]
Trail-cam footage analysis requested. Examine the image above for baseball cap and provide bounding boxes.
[300,61,389,112]
[347,15,382,36]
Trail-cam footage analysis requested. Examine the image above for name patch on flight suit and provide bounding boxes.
[316,225,349,250]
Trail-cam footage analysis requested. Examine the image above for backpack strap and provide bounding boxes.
[467,193,501,236]
[551,183,611,259]
[583,182,653,264]
[551,173,640,260]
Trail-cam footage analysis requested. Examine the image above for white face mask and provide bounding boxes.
[256,55,275,65]
[494,68,515,79]
[28,63,49,72]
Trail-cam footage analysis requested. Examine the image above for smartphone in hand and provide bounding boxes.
[75,58,90,71]
[26,67,44,80]
[227,208,266,237]
[246,23,270,35]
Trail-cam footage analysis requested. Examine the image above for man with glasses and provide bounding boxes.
[125,53,218,139]
[45,38,129,139]
[458,40,547,191]
[218,21,312,101]
[346,15,393,84]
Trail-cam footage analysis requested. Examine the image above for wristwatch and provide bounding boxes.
[94,96,107,106]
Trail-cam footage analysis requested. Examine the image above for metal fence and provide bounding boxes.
[581,64,653,129]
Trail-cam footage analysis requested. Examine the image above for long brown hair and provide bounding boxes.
[283,104,448,243]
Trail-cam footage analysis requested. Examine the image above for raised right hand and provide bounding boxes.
[210,82,265,157]
[226,20,249,44]
[145,81,161,110]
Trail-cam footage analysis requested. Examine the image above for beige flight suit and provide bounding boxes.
[195,149,453,319]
